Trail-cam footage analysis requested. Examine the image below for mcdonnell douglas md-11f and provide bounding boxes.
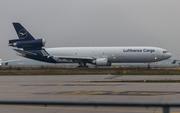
[9,23,172,67]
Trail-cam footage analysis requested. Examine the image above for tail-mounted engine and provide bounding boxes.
[9,39,46,49]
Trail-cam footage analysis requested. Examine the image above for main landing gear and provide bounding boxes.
[147,63,151,69]
[78,61,88,68]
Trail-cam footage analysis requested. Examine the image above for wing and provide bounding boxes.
[52,56,95,60]
[13,48,95,61]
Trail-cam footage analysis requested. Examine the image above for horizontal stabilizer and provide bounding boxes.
[13,48,37,56]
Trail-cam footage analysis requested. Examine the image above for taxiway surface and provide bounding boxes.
[0,75,180,113]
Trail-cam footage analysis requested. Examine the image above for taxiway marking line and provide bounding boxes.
[0,105,162,113]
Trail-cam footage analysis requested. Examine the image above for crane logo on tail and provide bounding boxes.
[18,29,28,39]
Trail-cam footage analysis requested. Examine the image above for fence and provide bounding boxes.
[0,100,179,113]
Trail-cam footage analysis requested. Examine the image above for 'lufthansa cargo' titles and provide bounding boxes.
[123,49,155,53]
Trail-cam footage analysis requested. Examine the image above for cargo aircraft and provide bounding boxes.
[9,23,172,67]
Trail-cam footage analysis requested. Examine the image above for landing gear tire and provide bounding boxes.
[78,62,88,68]
[148,63,151,69]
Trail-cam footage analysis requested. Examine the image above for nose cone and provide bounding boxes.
[167,53,172,58]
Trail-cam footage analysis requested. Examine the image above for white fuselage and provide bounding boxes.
[46,46,171,63]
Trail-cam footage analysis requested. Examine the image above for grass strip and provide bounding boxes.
[0,68,180,75]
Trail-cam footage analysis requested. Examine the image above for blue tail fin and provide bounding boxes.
[9,23,46,51]
[13,23,35,40]
[9,23,35,44]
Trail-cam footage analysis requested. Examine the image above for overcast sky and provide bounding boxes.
[1,0,180,60]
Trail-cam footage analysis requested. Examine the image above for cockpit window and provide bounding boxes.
[163,51,169,53]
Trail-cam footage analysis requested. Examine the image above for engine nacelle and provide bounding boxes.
[92,58,111,66]
[9,39,46,48]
